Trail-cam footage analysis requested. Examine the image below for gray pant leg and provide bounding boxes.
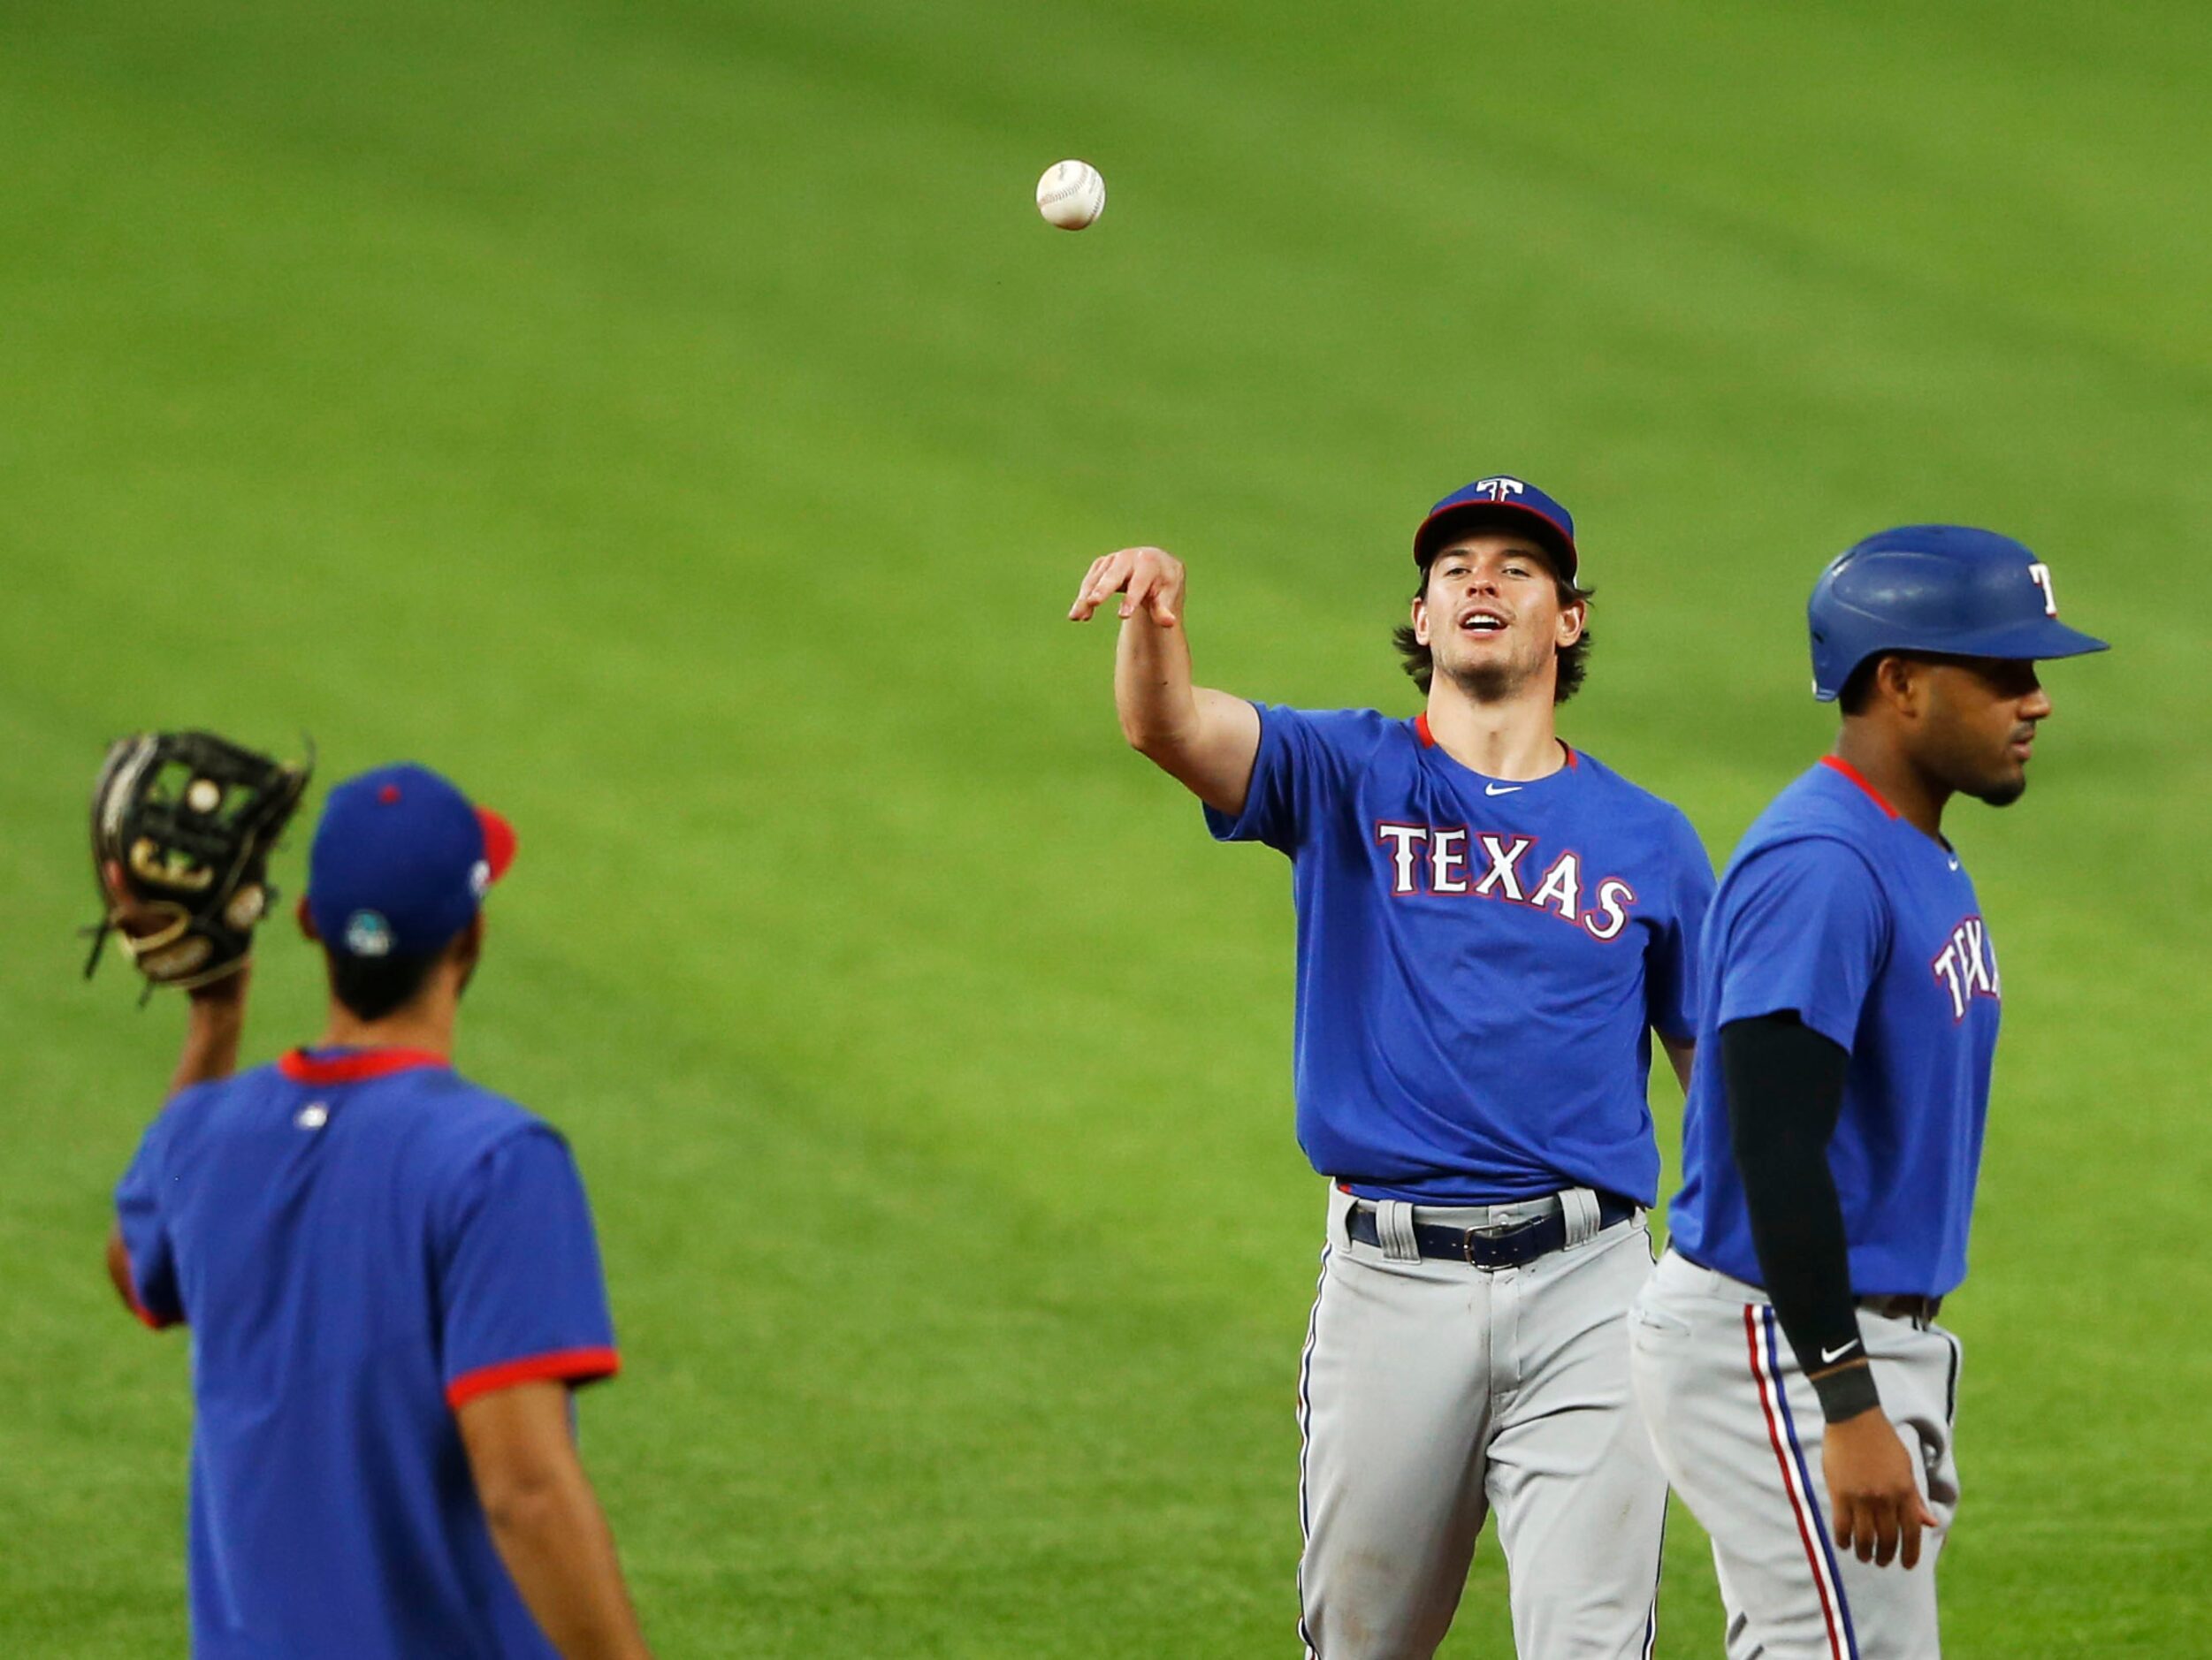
[1299,1187,1668,1659]
[1630,1253,1962,1660]
[1485,1222,1668,1659]
[1299,1189,1494,1658]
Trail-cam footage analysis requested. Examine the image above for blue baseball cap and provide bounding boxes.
[1414,476,1580,583]
[1808,526,2109,701]
[306,765,517,960]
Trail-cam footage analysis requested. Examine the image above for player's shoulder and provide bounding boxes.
[161,1069,256,1118]
[1253,704,1414,781]
[1260,703,1404,748]
[146,1062,286,1146]
[1735,762,1891,861]
[408,1070,565,1161]
[1721,773,1891,905]
[1561,747,1705,840]
[400,1077,586,1241]
[1724,827,1883,892]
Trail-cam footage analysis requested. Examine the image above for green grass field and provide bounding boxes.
[4,1,2209,1652]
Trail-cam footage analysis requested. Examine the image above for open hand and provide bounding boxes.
[1068,546,1186,627]
[1823,1404,1939,1569]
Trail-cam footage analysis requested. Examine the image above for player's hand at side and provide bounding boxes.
[1822,1401,1938,1569]
[1068,546,1186,627]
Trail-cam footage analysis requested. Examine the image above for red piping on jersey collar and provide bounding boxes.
[278,1047,450,1085]
[1819,755,1901,820]
[1415,712,1577,769]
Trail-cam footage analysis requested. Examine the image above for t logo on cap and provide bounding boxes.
[1413,474,1583,585]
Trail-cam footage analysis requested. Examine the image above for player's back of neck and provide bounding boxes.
[1424,682,1563,781]
[317,994,459,1062]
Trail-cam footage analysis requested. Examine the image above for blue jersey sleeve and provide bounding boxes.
[1647,811,1717,1043]
[113,1117,185,1329]
[1713,837,1891,1053]
[435,1127,619,1409]
[1202,705,1379,854]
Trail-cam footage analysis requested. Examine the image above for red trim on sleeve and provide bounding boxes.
[446,1346,622,1411]
[1819,755,1900,819]
[126,1290,180,1331]
[119,1263,182,1331]
[278,1047,450,1085]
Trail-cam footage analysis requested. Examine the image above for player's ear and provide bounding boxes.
[450,911,486,998]
[1556,597,1588,648]
[1411,580,1432,648]
[296,895,319,943]
[1875,654,1924,719]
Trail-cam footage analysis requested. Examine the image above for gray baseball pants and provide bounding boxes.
[1296,1182,1667,1658]
[1628,1250,1963,1659]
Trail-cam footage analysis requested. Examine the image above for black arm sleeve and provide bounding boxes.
[1721,1012,1881,1421]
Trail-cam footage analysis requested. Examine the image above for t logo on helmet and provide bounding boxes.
[1471,476,1526,502]
[2027,561,2058,617]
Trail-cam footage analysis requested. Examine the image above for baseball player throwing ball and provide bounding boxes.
[1631,527,2105,1657]
[1071,477,1715,1658]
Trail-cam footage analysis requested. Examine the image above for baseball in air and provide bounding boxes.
[1036,160,1106,230]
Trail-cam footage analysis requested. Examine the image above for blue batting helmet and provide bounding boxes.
[1807,526,2107,702]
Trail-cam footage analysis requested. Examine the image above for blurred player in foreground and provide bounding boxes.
[1071,477,1714,1657]
[1633,529,2105,1657]
[103,761,652,1660]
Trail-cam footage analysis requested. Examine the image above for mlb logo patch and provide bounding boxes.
[345,910,394,957]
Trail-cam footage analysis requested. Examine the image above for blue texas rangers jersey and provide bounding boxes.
[1667,758,2002,1298]
[1207,705,1714,1206]
[113,1047,620,1660]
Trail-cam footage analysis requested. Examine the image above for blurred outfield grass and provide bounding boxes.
[3,0,2208,1653]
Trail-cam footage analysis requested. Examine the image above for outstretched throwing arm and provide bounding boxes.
[1069,546,1261,815]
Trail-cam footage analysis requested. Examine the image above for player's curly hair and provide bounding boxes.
[1392,550,1593,704]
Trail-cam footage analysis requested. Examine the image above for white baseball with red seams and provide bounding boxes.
[1035,159,1105,229]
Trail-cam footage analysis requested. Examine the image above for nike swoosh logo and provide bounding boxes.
[1820,1342,1861,1364]
[1484,782,1523,796]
